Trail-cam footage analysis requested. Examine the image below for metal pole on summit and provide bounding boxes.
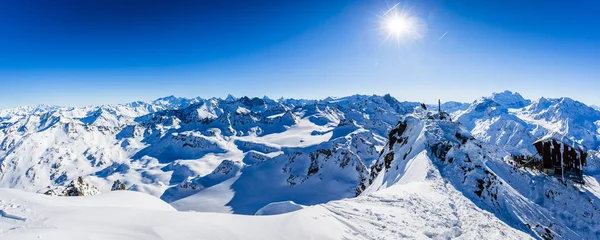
[438,99,441,114]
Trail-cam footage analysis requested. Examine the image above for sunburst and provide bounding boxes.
[379,2,425,43]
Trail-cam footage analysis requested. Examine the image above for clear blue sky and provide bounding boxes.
[1,0,599,108]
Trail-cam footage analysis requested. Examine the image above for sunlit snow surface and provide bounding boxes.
[0,183,529,240]
[0,189,349,240]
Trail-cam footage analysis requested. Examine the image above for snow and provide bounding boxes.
[328,167,530,239]
[169,175,238,213]
[0,174,529,240]
[2,92,600,239]
[368,113,600,239]
[0,189,351,240]
[254,118,333,147]
[255,201,305,215]
[489,90,531,109]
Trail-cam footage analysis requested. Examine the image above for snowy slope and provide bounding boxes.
[0,189,354,240]
[0,186,531,240]
[368,113,600,239]
[455,94,537,155]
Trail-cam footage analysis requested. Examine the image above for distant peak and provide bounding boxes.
[237,96,266,107]
[323,96,336,102]
[558,97,577,104]
[489,90,531,108]
[494,90,516,95]
[155,95,178,101]
[152,95,188,105]
[491,90,521,99]
[382,93,397,102]
[150,95,197,110]
[225,94,237,102]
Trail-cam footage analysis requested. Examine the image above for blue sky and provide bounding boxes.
[0,0,599,108]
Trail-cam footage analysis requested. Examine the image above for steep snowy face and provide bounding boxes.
[520,97,600,150]
[524,97,600,122]
[456,97,510,129]
[456,92,600,155]
[365,115,476,191]
[365,115,600,239]
[455,97,537,155]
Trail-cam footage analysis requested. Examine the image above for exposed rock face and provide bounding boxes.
[43,189,58,196]
[42,177,100,196]
[111,180,126,191]
[62,177,101,196]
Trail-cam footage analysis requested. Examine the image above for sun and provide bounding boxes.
[379,3,424,42]
[384,13,414,38]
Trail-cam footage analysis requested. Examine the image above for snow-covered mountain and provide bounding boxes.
[455,91,600,154]
[367,113,600,239]
[0,94,420,214]
[2,91,600,239]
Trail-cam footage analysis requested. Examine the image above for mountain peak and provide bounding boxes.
[154,95,179,102]
[489,90,531,108]
[224,94,237,102]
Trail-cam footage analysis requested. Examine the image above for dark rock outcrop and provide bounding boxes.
[111,180,127,191]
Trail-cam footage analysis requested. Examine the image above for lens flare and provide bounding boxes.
[379,3,425,43]
[384,14,414,38]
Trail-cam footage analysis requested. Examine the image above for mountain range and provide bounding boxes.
[1,91,600,239]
